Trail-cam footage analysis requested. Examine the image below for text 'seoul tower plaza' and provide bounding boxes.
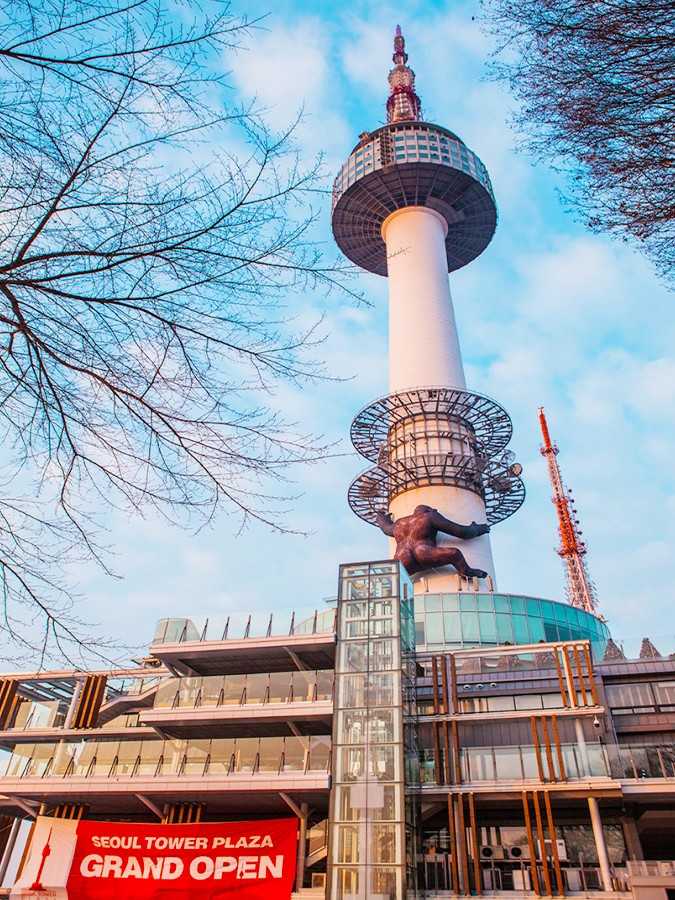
[332,26,524,594]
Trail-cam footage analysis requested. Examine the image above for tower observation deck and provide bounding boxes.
[332,26,525,593]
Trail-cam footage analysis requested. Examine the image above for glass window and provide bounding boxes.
[338,746,366,782]
[514,694,542,711]
[258,737,283,773]
[282,737,306,772]
[540,600,555,620]
[512,615,529,644]
[367,672,397,707]
[478,593,495,611]
[606,682,655,707]
[544,621,559,641]
[528,617,545,642]
[443,612,461,643]
[478,612,497,643]
[369,618,393,638]
[510,596,526,614]
[370,575,395,598]
[526,598,541,617]
[415,620,425,646]
[461,612,479,642]
[338,709,367,745]
[343,601,367,620]
[368,709,399,743]
[339,642,367,674]
[370,824,399,864]
[542,692,564,708]
[369,638,398,671]
[460,594,478,611]
[208,739,235,775]
[425,613,444,644]
[369,745,399,781]
[366,783,399,821]
[495,613,513,642]
[443,594,459,611]
[336,824,365,864]
[494,596,511,614]
[424,596,442,612]
[339,674,367,708]
[487,695,514,712]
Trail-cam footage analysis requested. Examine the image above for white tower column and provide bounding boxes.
[381,206,496,590]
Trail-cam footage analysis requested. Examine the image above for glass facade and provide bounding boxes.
[414,592,609,656]
[328,562,414,900]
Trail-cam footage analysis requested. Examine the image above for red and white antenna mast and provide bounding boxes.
[538,408,599,614]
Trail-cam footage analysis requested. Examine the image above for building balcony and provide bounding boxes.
[416,743,675,789]
[149,615,336,676]
[0,736,331,817]
[141,670,334,737]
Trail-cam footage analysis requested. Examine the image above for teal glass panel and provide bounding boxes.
[478,612,497,643]
[527,617,545,642]
[425,613,444,644]
[443,612,461,643]
[460,594,478,611]
[510,596,526,614]
[564,605,577,624]
[558,625,571,641]
[424,596,442,612]
[495,613,514,643]
[512,615,529,644]
[526,598,541,617]
[478,594,495,612]
[544,621,559,641]
[571,607,582,626]
[461,612,479,642]
[443,595,459,611]
[540,600,555,620]
[553,602,567,622]
[494,596,511,614]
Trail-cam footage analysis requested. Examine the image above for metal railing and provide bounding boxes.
[416,743,675,784]
[1,736,332,780]
[152,608,337,645]
[152,670,334,710]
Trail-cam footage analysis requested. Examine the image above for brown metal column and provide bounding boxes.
[468,792,482,894]
[522,791,541,896]
[543,791,564,895]
[550,715,567,782]
[447,795,459,893]
[530,716,546,782]
[455,793,470,895]
[532,791,552,896]
[296,802,308,893]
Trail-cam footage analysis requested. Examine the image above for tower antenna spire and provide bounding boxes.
[387,25,422,123]
[538,408,599,614]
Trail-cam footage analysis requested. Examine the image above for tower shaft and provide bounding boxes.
[383,206,496,587]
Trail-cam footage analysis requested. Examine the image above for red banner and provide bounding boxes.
[12,816,298,899]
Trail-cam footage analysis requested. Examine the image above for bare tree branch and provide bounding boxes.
[0,0,356,665]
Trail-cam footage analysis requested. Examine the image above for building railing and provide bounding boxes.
[627,861,675,878]
[417,743,675,784]
[152,608,337,645]
[152,670,334,710]
[0,736,332,780]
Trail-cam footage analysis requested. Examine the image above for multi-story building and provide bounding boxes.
[0,25,672,900]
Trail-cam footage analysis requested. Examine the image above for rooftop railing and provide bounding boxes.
[417,743,675,785]
[152,607,337,645]
[1,735,332,780]
[152,670,334,709]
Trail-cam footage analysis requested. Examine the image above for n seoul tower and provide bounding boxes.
[332,26,525,594]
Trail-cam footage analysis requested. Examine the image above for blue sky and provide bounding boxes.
[77,0,675,659]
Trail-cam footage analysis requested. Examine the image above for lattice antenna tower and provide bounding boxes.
[538,408,599,614]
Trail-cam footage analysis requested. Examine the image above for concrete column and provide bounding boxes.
[382,206,465,393]
[295,802,308,893]
[588,797,613,891]
[382,206,496,589]
[621,816,643,861]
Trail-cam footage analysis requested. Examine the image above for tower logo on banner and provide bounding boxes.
[11,817,298,899]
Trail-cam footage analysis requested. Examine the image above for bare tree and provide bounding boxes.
[481,0,675,281]
[0,1,353,664]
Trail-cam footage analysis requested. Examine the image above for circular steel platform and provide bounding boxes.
[347,457,525,527]
[351,387,513,463]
